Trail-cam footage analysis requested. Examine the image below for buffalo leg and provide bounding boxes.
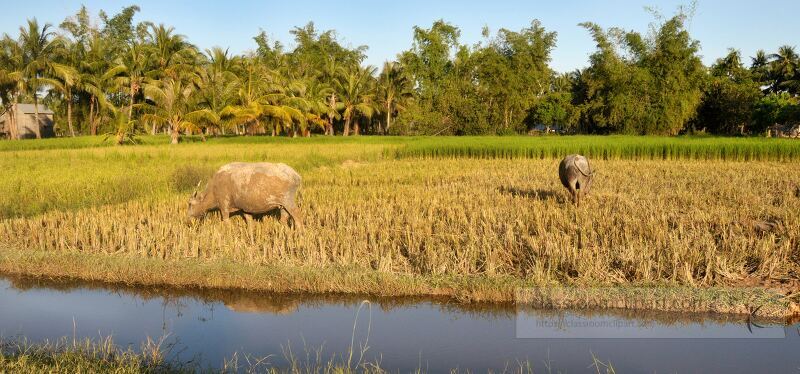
[219,201,231,221]
[279,208,289,225]
[244,214,255,244]
[568,184,578,206]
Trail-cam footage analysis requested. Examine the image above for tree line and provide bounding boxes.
[0,5,798,142]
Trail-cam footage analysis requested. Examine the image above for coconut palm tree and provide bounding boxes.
[750,49,771,89]
[75,31,122,135]
[0,36,24,139]
[321,56,345,135]
[16,19,65,138]
[769,45,798,93]
[377,61,413,134]
[195,47,240,135]
[296,77,333,136]
[222,57,271,135]
[144,23,195,80]
[47,62,79,137]
[103,106,138,145]
[141,76,215,144]
[336,65,376,136]
[112,42,149,119]
[222,58,305,136]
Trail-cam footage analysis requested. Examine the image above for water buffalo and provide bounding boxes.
[188,162,302,228]
[558,154,594,206]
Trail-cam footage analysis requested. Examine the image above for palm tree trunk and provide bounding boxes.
[170,122,180,144]
[33,93,42,139]
[385,101,392,135]
[353,120,360,136]
[128,84,135,118]
[89,97,96,136]
[67,88,75,137]
[343,115,351,136]
[9,100,18,140]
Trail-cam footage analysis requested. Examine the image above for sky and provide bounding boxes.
[0,0,797,73]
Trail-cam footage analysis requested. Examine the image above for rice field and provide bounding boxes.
[392,135,800,161]
[1,135,799,316]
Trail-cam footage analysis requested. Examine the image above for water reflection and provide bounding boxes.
[1,274,798,373]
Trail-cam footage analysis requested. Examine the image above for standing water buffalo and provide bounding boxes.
[188,162,302,228]
[558,154,594,206]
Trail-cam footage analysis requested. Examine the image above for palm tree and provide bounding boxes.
[144,23,195,80]
[222,57,270,135]
[750,49,770,89]
[47,62,79,137]
[769,45,798,93]
[194,48,239,135]
[377,61,413,134]
[113,42,149,119]
[76,31,121,135]
[103,107,138,145]
[222,58,305,136]
[336,65,376,136]
[0,36,24,139]
[321,57,345,135]
[141,76,214,144]
[297,77,333,136]
[17,19,65,138]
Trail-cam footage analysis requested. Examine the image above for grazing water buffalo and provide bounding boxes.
[188,162,302,228]
[558,154,594,206]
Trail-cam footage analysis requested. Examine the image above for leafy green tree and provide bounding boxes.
[528,73,579,131]
[752,92,800,133]
[473,21,557,131]
[696,49,761,134]
[575,11,705,135]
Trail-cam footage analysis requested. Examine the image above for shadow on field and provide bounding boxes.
[193,208,283,223]
[498,186,565,202]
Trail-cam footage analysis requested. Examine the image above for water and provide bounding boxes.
[0,275,798,372]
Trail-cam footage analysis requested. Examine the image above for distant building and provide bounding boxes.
[529,124,565,134]
[0,103,56,139]
[767,123,800,138]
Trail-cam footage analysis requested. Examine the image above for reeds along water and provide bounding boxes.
[2,158,798,288]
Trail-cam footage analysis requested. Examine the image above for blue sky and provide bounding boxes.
[0,0,797,73]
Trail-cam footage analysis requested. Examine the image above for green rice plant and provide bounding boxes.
[392,136,800,161]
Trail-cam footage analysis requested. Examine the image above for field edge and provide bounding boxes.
[0,247,795,319]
